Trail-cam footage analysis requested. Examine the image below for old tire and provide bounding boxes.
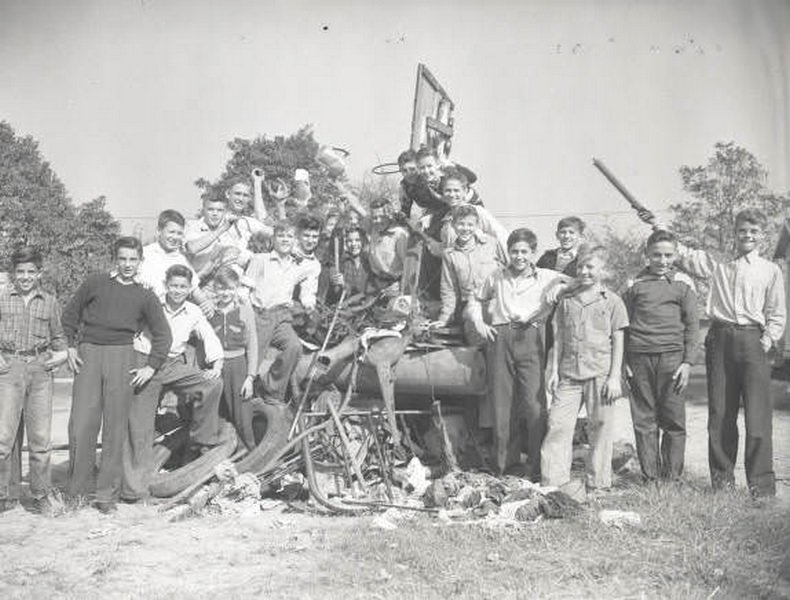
[235,399,293,475]
[149,421,238,498]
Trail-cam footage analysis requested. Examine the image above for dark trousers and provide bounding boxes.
[486,324,546,476]
[705,324,774,496]
[627,351,686,480]
[123,353,222,500]
[68,343,135,503]
[220,355,255,450]
[255,306,301,401]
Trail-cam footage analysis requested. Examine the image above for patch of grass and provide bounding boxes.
[333,481,790,599]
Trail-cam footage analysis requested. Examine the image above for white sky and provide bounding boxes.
[1,0,788,249]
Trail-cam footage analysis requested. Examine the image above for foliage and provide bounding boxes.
[670,141,790,258]
[590,224,647,293]
[0,121,119,303]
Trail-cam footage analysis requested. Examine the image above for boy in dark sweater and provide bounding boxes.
[622,230,698,481]
[62,237,171,513]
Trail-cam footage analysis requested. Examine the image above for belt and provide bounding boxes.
[710,320,762,331]
[1,345,50,357]
[495,320,541,330]
[253,303,292,314]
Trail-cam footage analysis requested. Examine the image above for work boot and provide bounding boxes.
[93,500,117,515]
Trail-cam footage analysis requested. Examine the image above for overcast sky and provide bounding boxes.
[1,0,788,248]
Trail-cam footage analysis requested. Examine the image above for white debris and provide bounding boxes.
[598,509,642,528]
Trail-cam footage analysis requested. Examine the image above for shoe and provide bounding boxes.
[93,500,118,514]
[31,496,53,515]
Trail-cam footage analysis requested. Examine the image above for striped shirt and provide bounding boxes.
[0,286,67,353]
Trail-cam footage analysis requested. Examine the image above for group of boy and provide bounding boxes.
[0,147,784,516]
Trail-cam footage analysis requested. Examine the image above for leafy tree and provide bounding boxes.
[0,121,119,303]
[589,225,647,293]
[670,142,790,257]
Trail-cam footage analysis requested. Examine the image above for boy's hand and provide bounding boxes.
[251,168,265,183]
[198,297,216,319]
[546,370,558,399]
[330,271,345,287]
[544,282,568,305]
[602,375,622,405]
[241,375,254,400]
[44,350,68,372]
[672,362,691,394]
[426,240,444,257]
[205,362,223,380]
[475,322,497,342]
[636,208,656,226]
[66,347,84,374]
[760,336,773,354]
[130,365,155,388]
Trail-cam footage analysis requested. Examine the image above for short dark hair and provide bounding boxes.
[158,209,185,230]
[203,194,228,206]
[344,226,368,245]
[11,246,43,270]
[370,198,390,212]
[452,205,479,222]
[556,216,586,234]
[165,264,193,283]
[734,209,767,230]
[507,228,538,251]
[415,146,437,163]
[213,266,240,288]
[441,169,469,190]
[113,236,143,259]
[646,229,677,248]
[397,149,417,167]
[296,214,322,232]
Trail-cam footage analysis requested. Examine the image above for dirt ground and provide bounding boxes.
[1,367,789,599]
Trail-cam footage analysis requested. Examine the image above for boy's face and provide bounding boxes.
[399,161,419,184]
[735,220,763,254]
[226,183,252,215]
[13,262,41,294]
[418,156,441,185]
[115,247,142,282]
[346,231,362,257]
[577,255,606,288]
[453,215,478,244]
[324,215,339,234]
[508,241,536,274]
[370,207,390,232]
[203,200,227,228]
[646,240,677,277]
[273,228,296,255]
[298,228,320,254]
[556,226,582,251]
[165,275,191,306]
[214,281,237,307]
[158,221,185,252]
[442,178,467,207]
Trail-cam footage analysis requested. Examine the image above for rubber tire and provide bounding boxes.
[149,421,238,498]
[235,400,293,476]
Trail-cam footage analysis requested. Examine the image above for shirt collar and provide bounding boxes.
[163,299,190,316]
[633,268,675,283]
[109,270,141,285]
[737,248,760,263]
[9,285,45,300]
[506,264,537,280]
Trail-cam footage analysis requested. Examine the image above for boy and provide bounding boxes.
[537,216,586,276]
[467,228,567,478]
[640,209,785,497]
[209,267,258,449]
[0,247,68,513]
[292,214,322,310]
[368,199,410,294]
[62,237,171,513]
[318,226,372,306]
[245,221,307,403]
[124,265,224,501]
[397,149,420,219]
[541,246,629,491]
[622,230,698,482]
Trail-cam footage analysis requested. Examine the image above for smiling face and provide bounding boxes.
[165,275,191,307]
[114,247,142,282]
[13,262,41,295]
[202,199,227,228]
[508,241,536,274]
[646,240,677,277]
[556,225,582,251]
[576,254,606,288]
[345,230,363,258]
[213,280,237,308]
[417,155,441,185]
[453,214,478,244]
[273,227,296,255]
[158,221,185,252]
[399,160,419,185]
[226,183,252,215]
[298,228,320,255]
[442,178,467,207]
[370,207,390,232]
[735,220,763,255]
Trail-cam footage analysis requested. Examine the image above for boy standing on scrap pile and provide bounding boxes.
[639,209,785,498]
[0,247,68,514]
[622,230,698,483]
[541,246,628,494]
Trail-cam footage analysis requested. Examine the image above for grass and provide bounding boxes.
[330,480,790,599]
